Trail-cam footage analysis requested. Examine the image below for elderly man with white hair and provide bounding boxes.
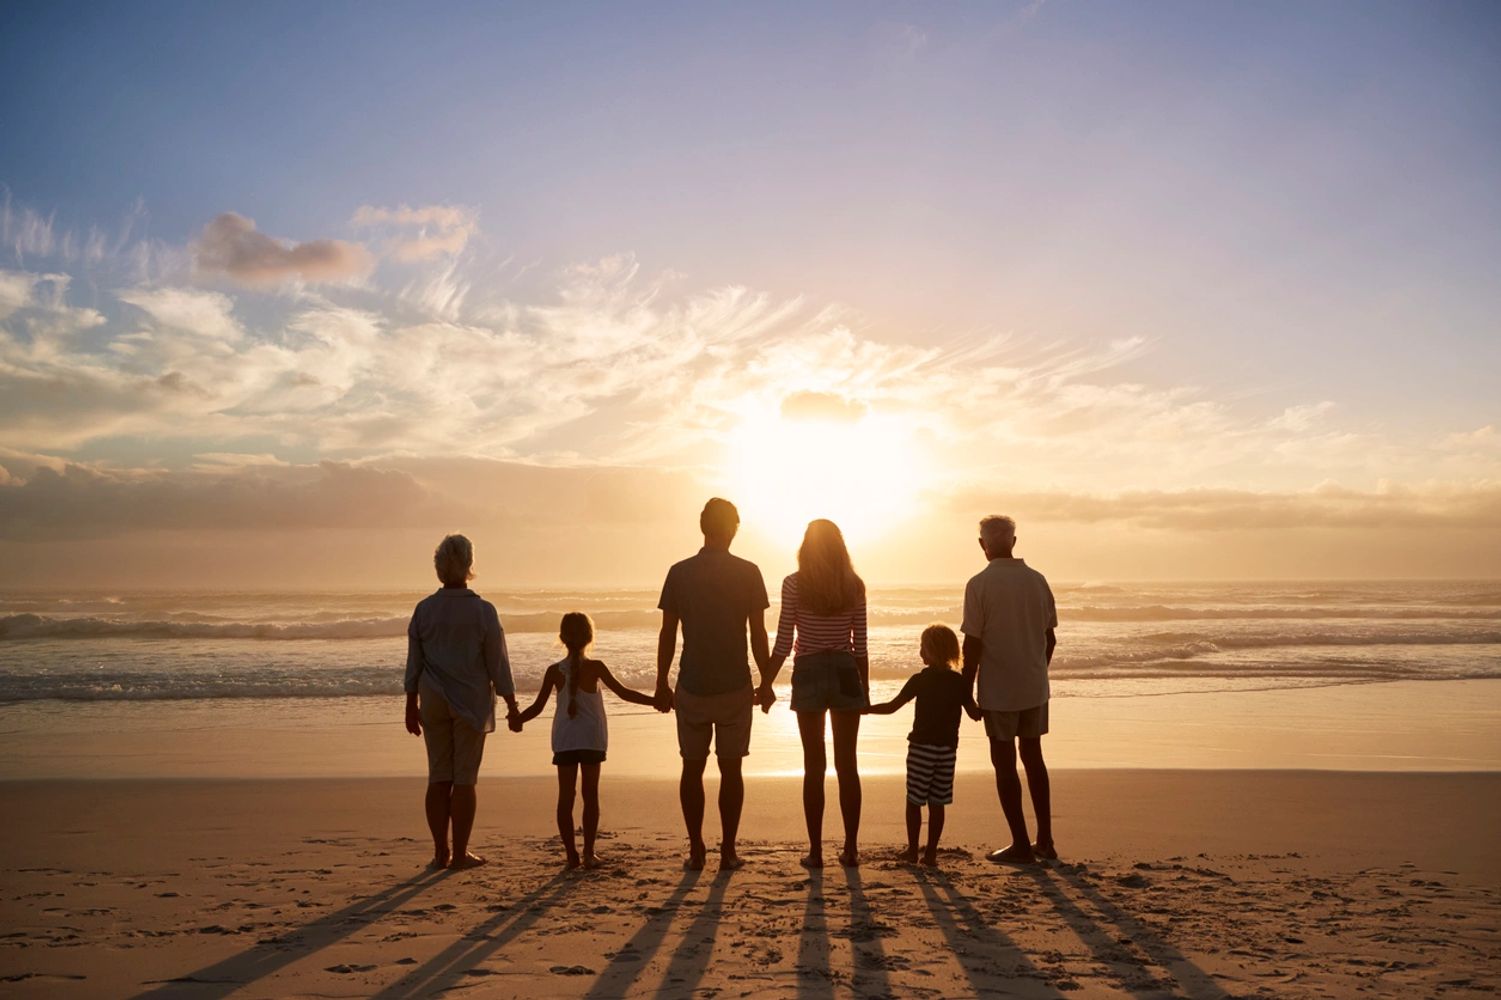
[961,514,1058,864]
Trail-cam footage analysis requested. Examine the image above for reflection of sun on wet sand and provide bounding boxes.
[1,773,1497,998]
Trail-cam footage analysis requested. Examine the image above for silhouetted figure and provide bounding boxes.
[865,623,981,867]
[655,498,774,871]
[961,515,1059,864]
[515,612,656,870]
[403,533,520,870]
[757,519,869,868]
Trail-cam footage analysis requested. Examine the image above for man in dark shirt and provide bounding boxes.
[656,498,773,871]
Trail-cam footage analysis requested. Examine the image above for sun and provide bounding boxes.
[722,400,930,553]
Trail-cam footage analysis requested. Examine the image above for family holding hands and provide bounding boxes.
[404,499,1058,874]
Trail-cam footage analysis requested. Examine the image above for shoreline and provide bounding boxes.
[3,678,1498,780]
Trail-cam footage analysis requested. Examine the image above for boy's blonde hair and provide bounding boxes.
[920,623,961,668]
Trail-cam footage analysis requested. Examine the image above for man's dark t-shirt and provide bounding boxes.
[658,548,770,697]
[899,667,971,749]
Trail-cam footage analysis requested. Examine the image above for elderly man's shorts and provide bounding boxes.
[421,683,487,785]
[674,683,754,760]
[983,702,1049,741]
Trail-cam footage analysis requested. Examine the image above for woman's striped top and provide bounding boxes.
[771,572,868,660]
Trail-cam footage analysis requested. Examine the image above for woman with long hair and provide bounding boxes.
[756,519,869,867]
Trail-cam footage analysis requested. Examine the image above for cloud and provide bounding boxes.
[946,484,1501,532]
[0,454,704,550]
[352,203,477,262]
[0,460,442,539]
[4,252,1496,497]
[0,269,41,320]
[193,212,372,285]
[780,391,868,423]
[117,287,242,343]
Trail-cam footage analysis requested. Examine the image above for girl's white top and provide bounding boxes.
[551,656,608,753]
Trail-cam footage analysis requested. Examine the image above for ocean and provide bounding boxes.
[3,581,1498,705]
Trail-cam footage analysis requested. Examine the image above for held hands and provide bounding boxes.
[755,681,776,714]
[965,704,983,722]
[653,681,674,714]
[505,701,523,733]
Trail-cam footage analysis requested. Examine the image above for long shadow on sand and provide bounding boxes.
[655,868,733,995]
[842,867,893,998]
[796,868,832,999]
[1034,865,1230,999]
[130,867,452,999]
[916,868,1069,999]
[581,868,701,999]
[367,870,574,997]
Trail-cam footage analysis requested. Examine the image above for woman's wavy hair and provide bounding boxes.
[796,519,865,615]
[559,612,594,718]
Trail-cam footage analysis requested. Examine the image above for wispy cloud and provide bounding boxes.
[352,203,477,262]
[950,483,1501,532]
[3,188,1499,580]
[0,244,1493,499]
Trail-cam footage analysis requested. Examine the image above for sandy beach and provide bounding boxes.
[2,771,1497,999]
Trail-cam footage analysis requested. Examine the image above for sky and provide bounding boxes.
[1,1,1499,588]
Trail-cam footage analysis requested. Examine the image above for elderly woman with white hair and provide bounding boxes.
[403,533,519,870]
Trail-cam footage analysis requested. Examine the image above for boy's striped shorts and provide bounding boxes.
[905,742,957,806]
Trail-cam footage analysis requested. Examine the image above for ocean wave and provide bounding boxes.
[0,610,669,640]
[1065,605,1501,622]
[7,603,1500,641]
[6,659,1499,702]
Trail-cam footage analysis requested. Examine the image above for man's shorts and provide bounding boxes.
[789,651,868,714]
[983,702,1049,742]
[905,742,957,806]
[420,681,487,785]
[674,683,754,760]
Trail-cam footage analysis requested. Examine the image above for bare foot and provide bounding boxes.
[838,848,859,868]
[1032,840,1059,861]
[684,845,707,871]
[719,852,745,872]
[920,847,939,868]
[565,853,582,870]
[900,846,920,865]
[449,852,487,871]
[986,843,1036,865]
[429,849,451,870]
[800,853,823,869]
[583,853,604,870]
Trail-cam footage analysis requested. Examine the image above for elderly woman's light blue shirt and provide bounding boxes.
[403,588,515,733]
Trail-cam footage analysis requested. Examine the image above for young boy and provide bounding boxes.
[864,624,981,866]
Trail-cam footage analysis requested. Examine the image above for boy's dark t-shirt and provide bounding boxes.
[901,666,970,748]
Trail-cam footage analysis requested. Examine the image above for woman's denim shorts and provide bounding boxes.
[790,651,867,713]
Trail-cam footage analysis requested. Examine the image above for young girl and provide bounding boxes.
[517,612,655,869]
[864,623,981,867]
